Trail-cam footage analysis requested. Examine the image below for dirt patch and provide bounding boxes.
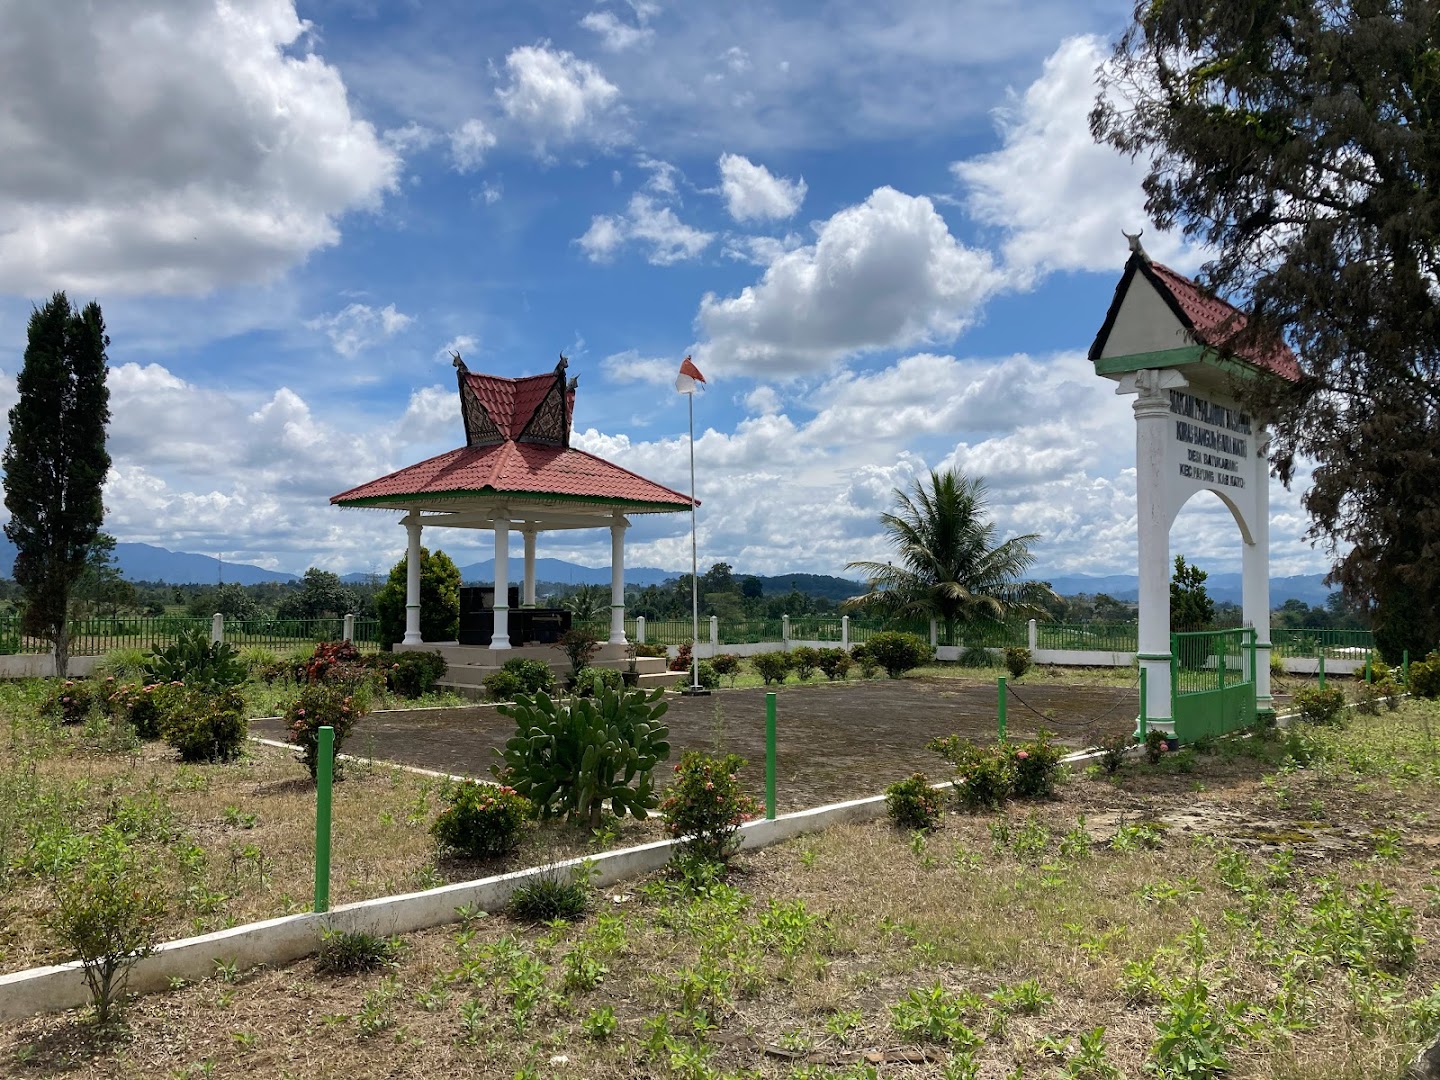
[253,678,1138,813]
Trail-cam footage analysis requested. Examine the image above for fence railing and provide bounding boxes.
[0,613,380,657]
[1269,627,1375,659]
[1036,622,1139,653]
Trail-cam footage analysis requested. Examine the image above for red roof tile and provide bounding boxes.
[331,441,695,510]
[465,371,559,439]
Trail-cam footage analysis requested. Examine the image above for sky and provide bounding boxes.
[0,0,1332,582]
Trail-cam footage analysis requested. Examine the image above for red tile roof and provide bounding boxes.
[1090,254,1302,382]
[331,440,696,510]
[465,371,560,439]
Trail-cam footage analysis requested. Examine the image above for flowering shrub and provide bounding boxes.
[44,679,98,724]
[106,682,170,739]
[285,682,369,779]
[669,642,694,673]
[885,773,943,830]
[1009,734,1064,798]
[159,686,248,763]
[300,640,371,688]
[1143,729,1169,764]
[1088,728,1135,774]
[660,751,759,863]
[929,737,1015,812]
[431,782,531,858]
[384,650,448,698]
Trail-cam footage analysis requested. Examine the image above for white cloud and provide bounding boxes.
[717,153,806,222]
[600,349,681,387]
[0,0,399,296]
[437,335,478,362]
[449,118,497,172]
[722,232,804,266]
[697,187,1004,376]
[308,303,414,358]
[744,385,781,415]
[579,9,655,51]
[497,43,624,153]
[578,194,714,264]
[951,34,1200,283]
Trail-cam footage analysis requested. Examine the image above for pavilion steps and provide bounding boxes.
[416,642,683,700]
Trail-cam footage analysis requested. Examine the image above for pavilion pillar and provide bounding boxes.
[492,513,511,650]
[522,529,537,607]
[403,512,423,645]
[1244,432,1274,717]
[609,515,627,646]
[1132,370,1176,733]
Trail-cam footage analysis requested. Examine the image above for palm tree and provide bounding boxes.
[845,469,1056,643]
[564,583,609,628]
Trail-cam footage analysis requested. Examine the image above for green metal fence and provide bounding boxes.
[1036,622,1138,652]
[1171,627,1256,742]
[1270,627,1375,659]
[0,613,378,657]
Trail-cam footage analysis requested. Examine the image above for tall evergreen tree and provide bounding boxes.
[3,293,111,677]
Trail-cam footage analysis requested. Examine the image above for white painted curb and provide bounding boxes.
[0,792,887,1024]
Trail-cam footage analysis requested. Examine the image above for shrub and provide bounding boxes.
[1004,647,1033,680]
[96,647,149,681]
[1294,685,1347,726]
[929,737,1014,812]
[867,631,935,678]
[237,645,282,676]
[850,643,879,679]
[374,545,461,649]
[694,660,720,690]
[46,825,166,1025]
[710,653,742,686]
[556,628,601,679]
[1009,734,1064,799]
[1088,729,1134,774]
[572,666,625,696]
[670,642,693,673]
[494,684,670,828]
[106,682,167,739]
[300,639,373,688]
[431,782,530,859]
[958,645,996,668]
[1407,652,1440,698]
[143,628,248,690]
[1270,652,1286,678]
[159,686,248,763]
[632,643,668,659]
[660,751,759,863]
[752,651,792,685]
[483,670,522,702]
[1143,729,1169,765]
[501,656,556,694]
[790,646,821,681]
[315,928,405,974]
[385,650,448,698]
[510,866,591,922]
[817,648,852,681]
[885,773,943,830]
[285,681,369,778]
[43,679,98,724]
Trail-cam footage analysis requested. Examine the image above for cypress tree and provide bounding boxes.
[3,293,112,677]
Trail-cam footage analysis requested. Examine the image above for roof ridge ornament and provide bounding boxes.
[452,351,469,372]
[1122,228,1151,264]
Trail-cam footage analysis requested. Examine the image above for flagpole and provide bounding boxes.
[688,388,701,692]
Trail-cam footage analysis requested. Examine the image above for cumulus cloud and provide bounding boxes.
[579,9,655,51]
[578,194,713,264]
[0,0,399,296]
[951,34,1200,283]
[307,303,414,358]
[717,153,806,222]
[449,118,497,172]
[697,187,1004,376]
[497,43,624,153]
[600,349,682,387]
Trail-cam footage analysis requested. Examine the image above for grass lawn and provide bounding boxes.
[4,696,1439,1078]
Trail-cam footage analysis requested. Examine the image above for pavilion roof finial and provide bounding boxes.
[451,351,469,373]
[1122,228,1150,264]
[556,353,568,374]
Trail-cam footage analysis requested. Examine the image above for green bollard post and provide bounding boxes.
[1318,652,1326,690]
[1403,650,1410,683]
[997,675,1007,742]
[1138,667,1148,743]
[1365,652,1373,683]
[765,692,776,820]
[314,725,334,914]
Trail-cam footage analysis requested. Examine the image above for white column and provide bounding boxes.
[609,516,627,646]
[403,512,423,645]
[709,615,718,652]
[1244,431,1274,716]
[491,514,511,650]
[343,613,355,642]
[1133,371,1175,731]
[782,614,790,646]
[211,613,223,645]
[523,529,537,607]
[1027,618,1038,652]
[929,618,938,648]
[841,615,850,651]
[636,616,646,644]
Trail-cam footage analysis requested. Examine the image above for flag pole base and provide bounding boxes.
[678,685,712,696]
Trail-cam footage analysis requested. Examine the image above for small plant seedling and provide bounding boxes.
[582,1005,618,1040]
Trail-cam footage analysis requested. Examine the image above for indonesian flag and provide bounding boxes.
[675,355,706,394]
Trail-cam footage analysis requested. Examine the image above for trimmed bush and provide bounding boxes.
[660,751,760,863]
[501,656,556,694]
[1294,685,1347,726]
[572,666,625,696]
[710,653,742,686]
[483,670,522,702]
[385,650,448,698]
[1407,652,1440,698]
[1009,734,1064,798]
[694,660,720,690]
[885,773,943,830]
[1004,647,1033,680]
[929,738,1015,812]
[159,686,248,763]
[752,651,792,685]
[632,643,668,659]
[790,646,821,681]
[106,682,167,739]
[43,679,99,724]
[818,648,852,681]
[850,643,879,679]
[431,781,530,858]
[285,682,369,778]
[867,631,935,678]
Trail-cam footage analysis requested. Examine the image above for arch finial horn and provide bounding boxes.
[1122,228,1150,263]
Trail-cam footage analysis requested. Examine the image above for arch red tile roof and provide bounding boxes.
[465,370,559,440]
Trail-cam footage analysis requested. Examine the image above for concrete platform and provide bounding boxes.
[395,641,683,701]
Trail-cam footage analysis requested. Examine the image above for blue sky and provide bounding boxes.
[0,0,1330,581]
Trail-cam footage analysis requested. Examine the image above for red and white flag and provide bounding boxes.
[675,355,706,394]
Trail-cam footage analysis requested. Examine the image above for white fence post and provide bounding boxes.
[782,614,790,647]
[636,616,646,644]
[929,618,938,649]
[343,614,355,642]
[709,615,718,651]
[1028,618,1038,652]
[841,615,850,651]
[211,613,224,645]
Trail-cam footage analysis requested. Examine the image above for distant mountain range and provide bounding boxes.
[0,537,1336,607]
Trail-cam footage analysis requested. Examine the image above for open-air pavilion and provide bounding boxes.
[330,355,694,690]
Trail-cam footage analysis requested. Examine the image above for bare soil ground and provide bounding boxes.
[254,677,1138,813]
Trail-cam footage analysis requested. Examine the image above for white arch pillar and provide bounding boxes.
[492,512,511,650]
[403,511,423,645]
[522,528,537,607]
[1243,432,1274,715]
[609,515,628,645]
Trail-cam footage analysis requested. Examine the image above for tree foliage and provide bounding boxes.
[1170,555,1216,632]
[2,293,111,677]
[1092,1,1440,662]
[375,546,460,647]
[276,568,357,621]
[845,470,1056,639]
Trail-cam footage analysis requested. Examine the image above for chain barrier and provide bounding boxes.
[1003,672,1141,733]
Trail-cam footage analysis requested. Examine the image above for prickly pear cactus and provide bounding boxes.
[494,683,670,827]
